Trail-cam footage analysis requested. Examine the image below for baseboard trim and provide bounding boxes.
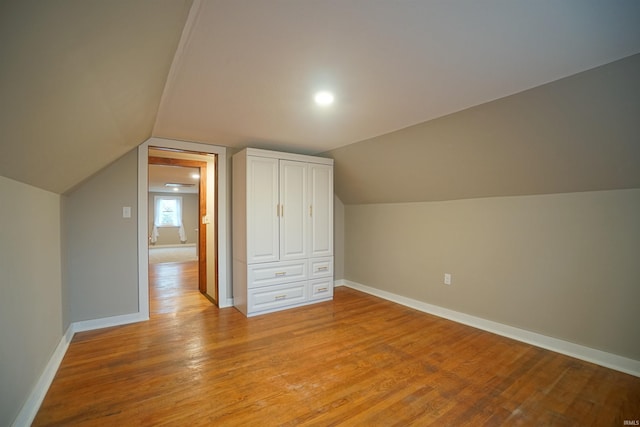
[342,279,640,378]
[12,325,74,427]
[12,312,149,426]
[72,312,148,334]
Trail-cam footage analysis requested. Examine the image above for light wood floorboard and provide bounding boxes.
[34,261,640,426]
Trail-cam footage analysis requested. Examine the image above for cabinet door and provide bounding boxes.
[247,156,279,263]
[309,164,333,257]
[279,160,308,261]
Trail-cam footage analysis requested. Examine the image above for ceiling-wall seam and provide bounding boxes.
[152,0,204,137]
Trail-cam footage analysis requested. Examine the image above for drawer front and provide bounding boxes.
[248,282,308,313]
[309,257,333,279]
[248,260,307,288]
[309,277,333,301]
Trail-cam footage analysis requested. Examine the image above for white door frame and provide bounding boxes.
[138,137,230,319]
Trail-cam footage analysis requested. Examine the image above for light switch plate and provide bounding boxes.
[122,206,131,218]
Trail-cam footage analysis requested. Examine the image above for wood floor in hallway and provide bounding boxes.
[34,262,640,426]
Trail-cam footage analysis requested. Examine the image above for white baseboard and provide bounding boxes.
[72,312,148,333]
[219,298,234,308]
[16,281,638,426]
[341,279,640,378]
[149,243,196,248]
[12,326,74,427]
[12,312,149,426]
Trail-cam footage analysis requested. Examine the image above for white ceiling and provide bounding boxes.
[149,165,200,194]
[154,0,640,154]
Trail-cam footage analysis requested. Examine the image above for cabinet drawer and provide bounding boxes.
[248,260,307,288]
[248,282,307,313]
[309,257,333,278]
[309,277,333,301]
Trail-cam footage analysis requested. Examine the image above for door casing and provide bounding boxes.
[137,138,229,321]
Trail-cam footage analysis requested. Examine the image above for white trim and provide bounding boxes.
[342,279,640,378]
[12,312,150,426]
[149,243,197,249]
[11,326,74,427]
[243,148,334,165]
[140,138,230,308]
[138,145,150,318]
[72,312,148,334]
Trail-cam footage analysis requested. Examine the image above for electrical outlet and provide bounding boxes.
[444,273,452,285]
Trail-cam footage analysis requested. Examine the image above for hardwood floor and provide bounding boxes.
[35,263,640,426]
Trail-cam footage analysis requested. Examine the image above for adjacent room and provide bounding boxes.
[1,1,639,425]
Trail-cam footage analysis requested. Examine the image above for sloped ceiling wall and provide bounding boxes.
[0,0,193,194]
[326,54,640,205]
[153,0,640,155]
[0,1,638,200]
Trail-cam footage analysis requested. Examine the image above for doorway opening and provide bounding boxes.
[137,138,228,321]
[147,147,218,309]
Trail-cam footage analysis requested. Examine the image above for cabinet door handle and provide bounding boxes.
[275,295,287,301]
[317,287,328,292]
[316,266,328,272]
[275,272,287,277]
[309,205,313,217]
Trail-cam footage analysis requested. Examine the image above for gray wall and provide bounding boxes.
[64,149,138,322]
[0,176,63,425]
[344,189,640,360]
[148,191,199,245]
[328,53,640,205]
[326,52,640,364]
[0,0,193,194]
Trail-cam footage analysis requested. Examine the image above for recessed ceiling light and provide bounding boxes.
[314,91,334,106]
[165,183,195,188]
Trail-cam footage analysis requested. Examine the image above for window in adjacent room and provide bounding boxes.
[155,196,182,227]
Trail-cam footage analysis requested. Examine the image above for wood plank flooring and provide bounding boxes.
[34,262,640,426]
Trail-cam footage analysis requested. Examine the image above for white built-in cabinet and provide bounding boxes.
[233,148,334,316]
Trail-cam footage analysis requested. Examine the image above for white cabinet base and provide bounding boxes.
[248,281,308,314]
[309,277,334,301]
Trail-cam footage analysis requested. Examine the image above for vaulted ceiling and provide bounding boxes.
[1,0,639,198]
